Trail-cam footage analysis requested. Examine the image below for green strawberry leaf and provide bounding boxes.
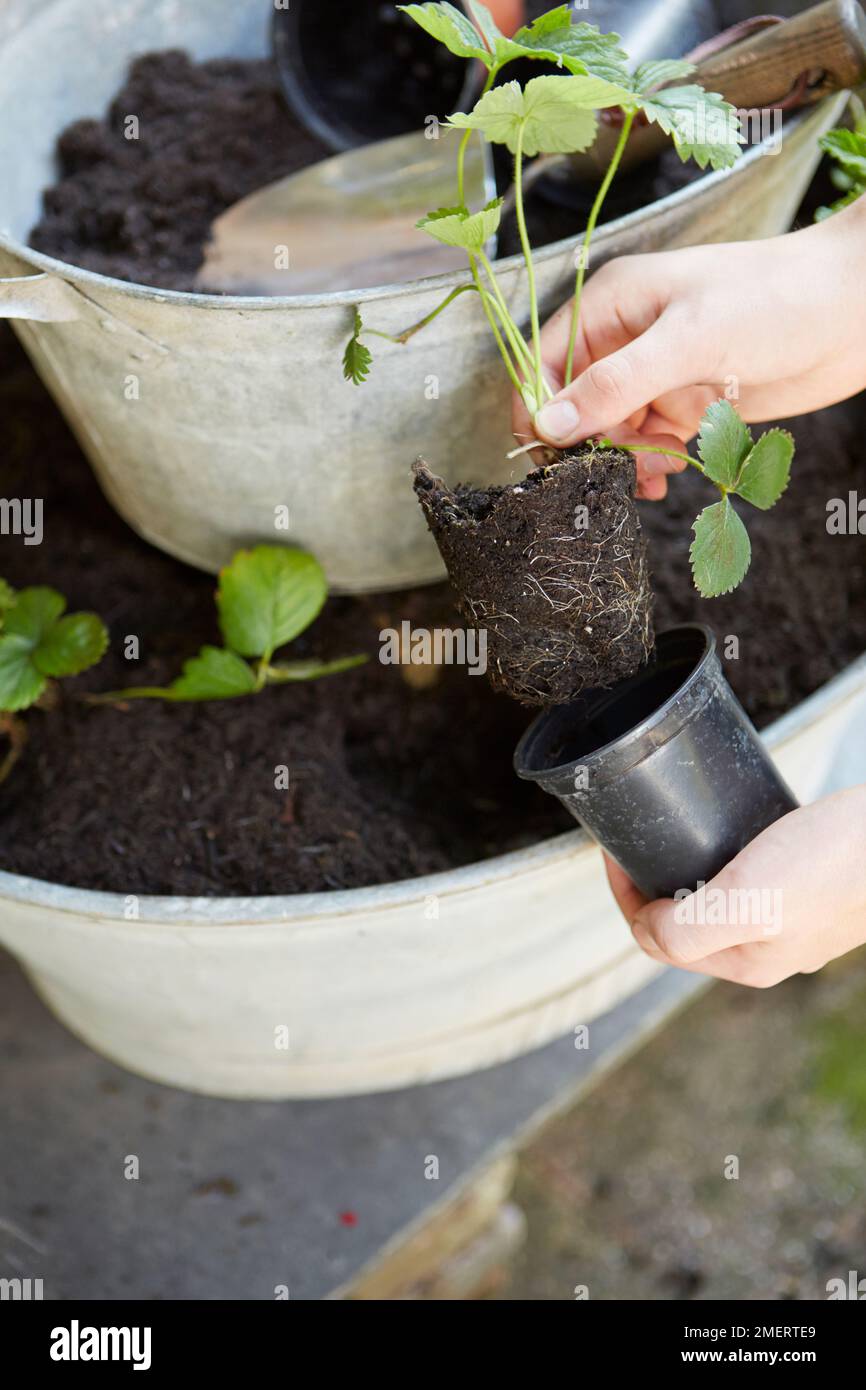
[690,499,752,597]
[0,587,108,710]
[449,75,602,156]
[733,428,794,511]
[343,308,373,386]
[3,587,66,644]
[163,646,258,699]
[697,400,753,488]
[402,3,631,82]
[492,9,629,82]
[0,634,46,712]
[817,117,866,217]
[398,3,493,65]
[217,546,328,660]
[0,579,15,636]
[418,197,502,251]
[99,646,259,703]
[463,0,501,51]
[33,613,109,678]
[636,86,741,170]
[266,655,368,684]
[632,58,696,92]
[819,127,866,182]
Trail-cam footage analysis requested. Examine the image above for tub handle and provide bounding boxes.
[0,272,80,323]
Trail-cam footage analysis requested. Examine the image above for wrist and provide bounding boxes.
[802,197,866,377]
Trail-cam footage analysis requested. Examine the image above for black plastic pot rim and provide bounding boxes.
[514,623,719,794]
[271,2,481,153]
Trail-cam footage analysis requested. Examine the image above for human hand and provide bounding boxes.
[604,787,866,988]
[512,196,866,500]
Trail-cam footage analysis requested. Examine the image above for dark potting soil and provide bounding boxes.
[413,449,654,706]
[0,319,865,896]
[28,47,704,291]
[29,52,333,292]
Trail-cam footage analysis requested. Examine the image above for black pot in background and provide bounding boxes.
[514,625,799,902]
[535,0,719,215]
[273,0,480,151]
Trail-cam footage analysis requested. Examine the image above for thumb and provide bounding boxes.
[631,881,774,968]
[534,317,686,446]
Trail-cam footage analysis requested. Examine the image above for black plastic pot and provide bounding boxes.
[514,625,799,901]
[273,0,479,152]
[537,0,719,214]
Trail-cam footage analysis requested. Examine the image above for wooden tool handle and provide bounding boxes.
[694,0,866,109]
[574,0,866,176]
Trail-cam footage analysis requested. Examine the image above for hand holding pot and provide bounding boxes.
[605,787,866,988]
[515,194,866,496]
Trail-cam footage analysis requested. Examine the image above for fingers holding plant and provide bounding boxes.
[511,252,713,449]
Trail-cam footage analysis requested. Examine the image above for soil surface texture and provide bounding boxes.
[414,449,654,706]
[29,52,332,292]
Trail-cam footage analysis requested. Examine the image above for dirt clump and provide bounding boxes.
[413,447,654,707]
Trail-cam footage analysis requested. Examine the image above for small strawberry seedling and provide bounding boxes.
[614,400,795,596]
[93,545,366,704]
[0,580,108,783]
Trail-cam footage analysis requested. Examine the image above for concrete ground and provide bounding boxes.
[500,949,866,1301]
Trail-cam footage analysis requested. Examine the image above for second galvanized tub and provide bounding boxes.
[0,0,848,591]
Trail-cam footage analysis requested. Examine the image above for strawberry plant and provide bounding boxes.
[816,95,866,219]
[342,4,785,600]
[344,0,741,409]
[93,545,365,703]
[0,580,108,783]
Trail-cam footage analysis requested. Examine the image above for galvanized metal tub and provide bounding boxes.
[0,656,864,1099]
[0,0,848,591]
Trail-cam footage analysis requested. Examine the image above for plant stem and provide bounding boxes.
[266,655,368,683]
[620,440,718,486]
[513,123,545,412]
[477,251,537,380]
[365,284,480,347]
[469,255,525,396]
[565,109,635,386]
[0,713,27,786]
[457,65,499,205]
[255,650,273,692]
